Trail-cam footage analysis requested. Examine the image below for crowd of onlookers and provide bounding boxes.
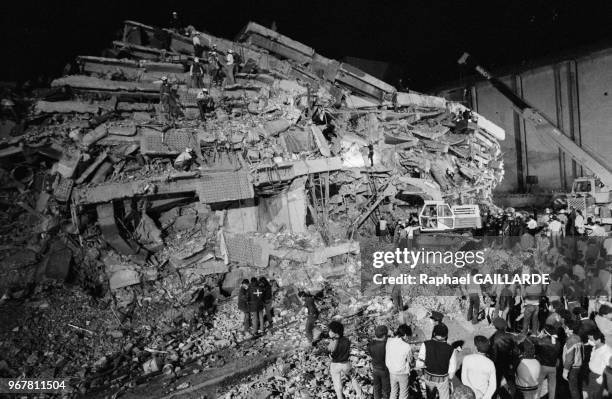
[344,206,612,399]
[235,205,612,399]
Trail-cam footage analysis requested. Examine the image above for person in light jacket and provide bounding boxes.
[385,324,413,399]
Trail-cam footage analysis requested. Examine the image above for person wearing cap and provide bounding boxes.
[224,49,235,85]
[237,279,251,333]
[196,88,214,121]
[207,45,221,85]
[190,57,205,88]
[386,324,412,399]
[430,311,444,326]
[488,317,516,390]
[416,323,456,399]
[368,325,390,399]
[461,335,496,399]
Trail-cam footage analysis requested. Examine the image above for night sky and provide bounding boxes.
[1,0,611,91]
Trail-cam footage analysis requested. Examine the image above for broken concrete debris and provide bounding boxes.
[0,17,505,396]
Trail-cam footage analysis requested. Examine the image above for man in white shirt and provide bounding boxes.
[586,330,612,398]
[604,236,612,260]
[385,324,412,399]
[575,210,585,235]
[461,335,497,399]
[548,215,563,248]
[379,216,388,243]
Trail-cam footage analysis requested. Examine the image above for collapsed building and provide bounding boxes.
[0,20,505,300]
[0,19,509,395]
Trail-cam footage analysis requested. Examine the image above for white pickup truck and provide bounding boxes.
[418,200,482,232]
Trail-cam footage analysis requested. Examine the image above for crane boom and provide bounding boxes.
[457,52,612,188]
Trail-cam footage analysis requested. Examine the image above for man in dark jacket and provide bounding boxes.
[259,276,273,330]
[367,325,390,399]
[489,317,517,392]
[534,324,561,399]
[237,279,250,333]
[298,291,319,343]
[248,277,264,334]
[328,321,362,399]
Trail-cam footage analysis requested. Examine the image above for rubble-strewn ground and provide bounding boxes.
[0,18,508,398]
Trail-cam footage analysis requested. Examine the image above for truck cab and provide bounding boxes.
[570,177,612,204]
[418,200,482,232]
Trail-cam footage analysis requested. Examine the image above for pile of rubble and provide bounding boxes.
[0,17,506,395]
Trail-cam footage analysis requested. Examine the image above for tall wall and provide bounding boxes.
[438,47,612,193]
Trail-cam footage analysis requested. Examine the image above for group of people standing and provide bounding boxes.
[237,277,274,335]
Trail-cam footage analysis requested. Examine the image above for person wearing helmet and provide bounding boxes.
[207,45,221,86]
[224,49,235,85]
[159,77,171,114]
[170,11,181,33]
[196,88,214,121]
[190,57,205,88]
[192,31,203,58]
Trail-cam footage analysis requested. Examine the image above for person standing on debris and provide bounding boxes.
[461,335,496,399]
[224,49,235,85]
[190,58,205,88]
[461,269,482,324]
[327,320,363,399]
[379,216,389,243]
[298,291,319,344]
[207,45,221,86]
[170,11,182,34]
[159,76,172,115]
[385,324,413,399]
[368,325,391,399]
[238,279,251,333]
[390,263,403,313]
[522,280,542,335]
[259,276,274,330]
[192,31,203,57]
[248,277,264,334]
[196,88,214,121]
[416,323,457,399]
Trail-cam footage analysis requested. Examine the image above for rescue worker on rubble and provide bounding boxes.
[192,31,203,58]
[159,76,172,115]
[170,11,182,34]
[225,49,236,85]
[238,279,251,333]
[190,57,205,88]
[248,277,264,335]
[298,291,319,344]
[196,88,214,121]
[207,45,221,86]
